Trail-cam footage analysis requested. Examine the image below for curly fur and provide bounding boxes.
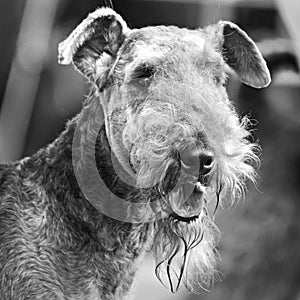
[153,209,219,293]
[0,7,270,300]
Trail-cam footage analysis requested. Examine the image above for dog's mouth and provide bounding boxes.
[167,185,204,224]
[159,157,211,220]
[169,211,200,224]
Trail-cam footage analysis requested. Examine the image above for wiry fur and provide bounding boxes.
[153,210,219,293]
[127,81,259,292]
[0,7,270,300]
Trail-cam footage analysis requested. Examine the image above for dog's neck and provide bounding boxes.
[20,100,152,245]
[17,106,152,297]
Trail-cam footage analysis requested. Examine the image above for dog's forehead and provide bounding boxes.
[124,26,209,58]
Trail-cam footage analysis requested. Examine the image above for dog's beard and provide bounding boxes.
[127,110,258,291]
[152,208,219,293]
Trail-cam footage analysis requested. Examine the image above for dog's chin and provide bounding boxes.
[153,205,219,293]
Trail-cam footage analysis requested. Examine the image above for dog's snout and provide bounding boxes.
[180,147,214,176]
[199,151,214,175]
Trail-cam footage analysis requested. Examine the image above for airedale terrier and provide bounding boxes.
[0,7,270,300]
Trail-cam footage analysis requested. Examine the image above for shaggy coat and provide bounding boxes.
[0,7,270,300]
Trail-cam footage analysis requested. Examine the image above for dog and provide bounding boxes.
[0,7,270,300]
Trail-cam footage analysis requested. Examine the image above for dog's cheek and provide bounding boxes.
[106,111,136,177]
[160,160,181,195]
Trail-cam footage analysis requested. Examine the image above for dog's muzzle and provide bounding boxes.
[162,145,215,222]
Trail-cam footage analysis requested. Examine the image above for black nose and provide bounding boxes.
[199,151,214,175]
[180,147,214,176]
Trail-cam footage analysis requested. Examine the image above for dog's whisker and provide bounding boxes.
[188,225,204,250]
[175,238,189,292]
[155,260,169,289]
[189,231,204,250]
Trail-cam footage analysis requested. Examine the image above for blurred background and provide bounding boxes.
[0,0,299,299]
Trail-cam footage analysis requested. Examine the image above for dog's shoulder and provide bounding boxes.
[0,162,18,195]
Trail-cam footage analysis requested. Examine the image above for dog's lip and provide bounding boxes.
[166,182,205,221]
[169,212,199,223]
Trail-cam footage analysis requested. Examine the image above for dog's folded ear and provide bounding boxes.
[209,21,271,88]
[58,8,129,80]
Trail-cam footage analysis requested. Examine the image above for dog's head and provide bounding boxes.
[59,8,270,292]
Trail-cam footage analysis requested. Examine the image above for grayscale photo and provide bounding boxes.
[0,0,299,299]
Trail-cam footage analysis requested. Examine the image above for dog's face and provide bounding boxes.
[59,8,270,292]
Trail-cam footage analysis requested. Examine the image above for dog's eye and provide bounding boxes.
[133,64,156,80]
[213,74,227,87]
[214,76,221,85]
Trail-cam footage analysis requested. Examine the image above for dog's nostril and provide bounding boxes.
[199,152,214,175]
[180,147,214,176]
